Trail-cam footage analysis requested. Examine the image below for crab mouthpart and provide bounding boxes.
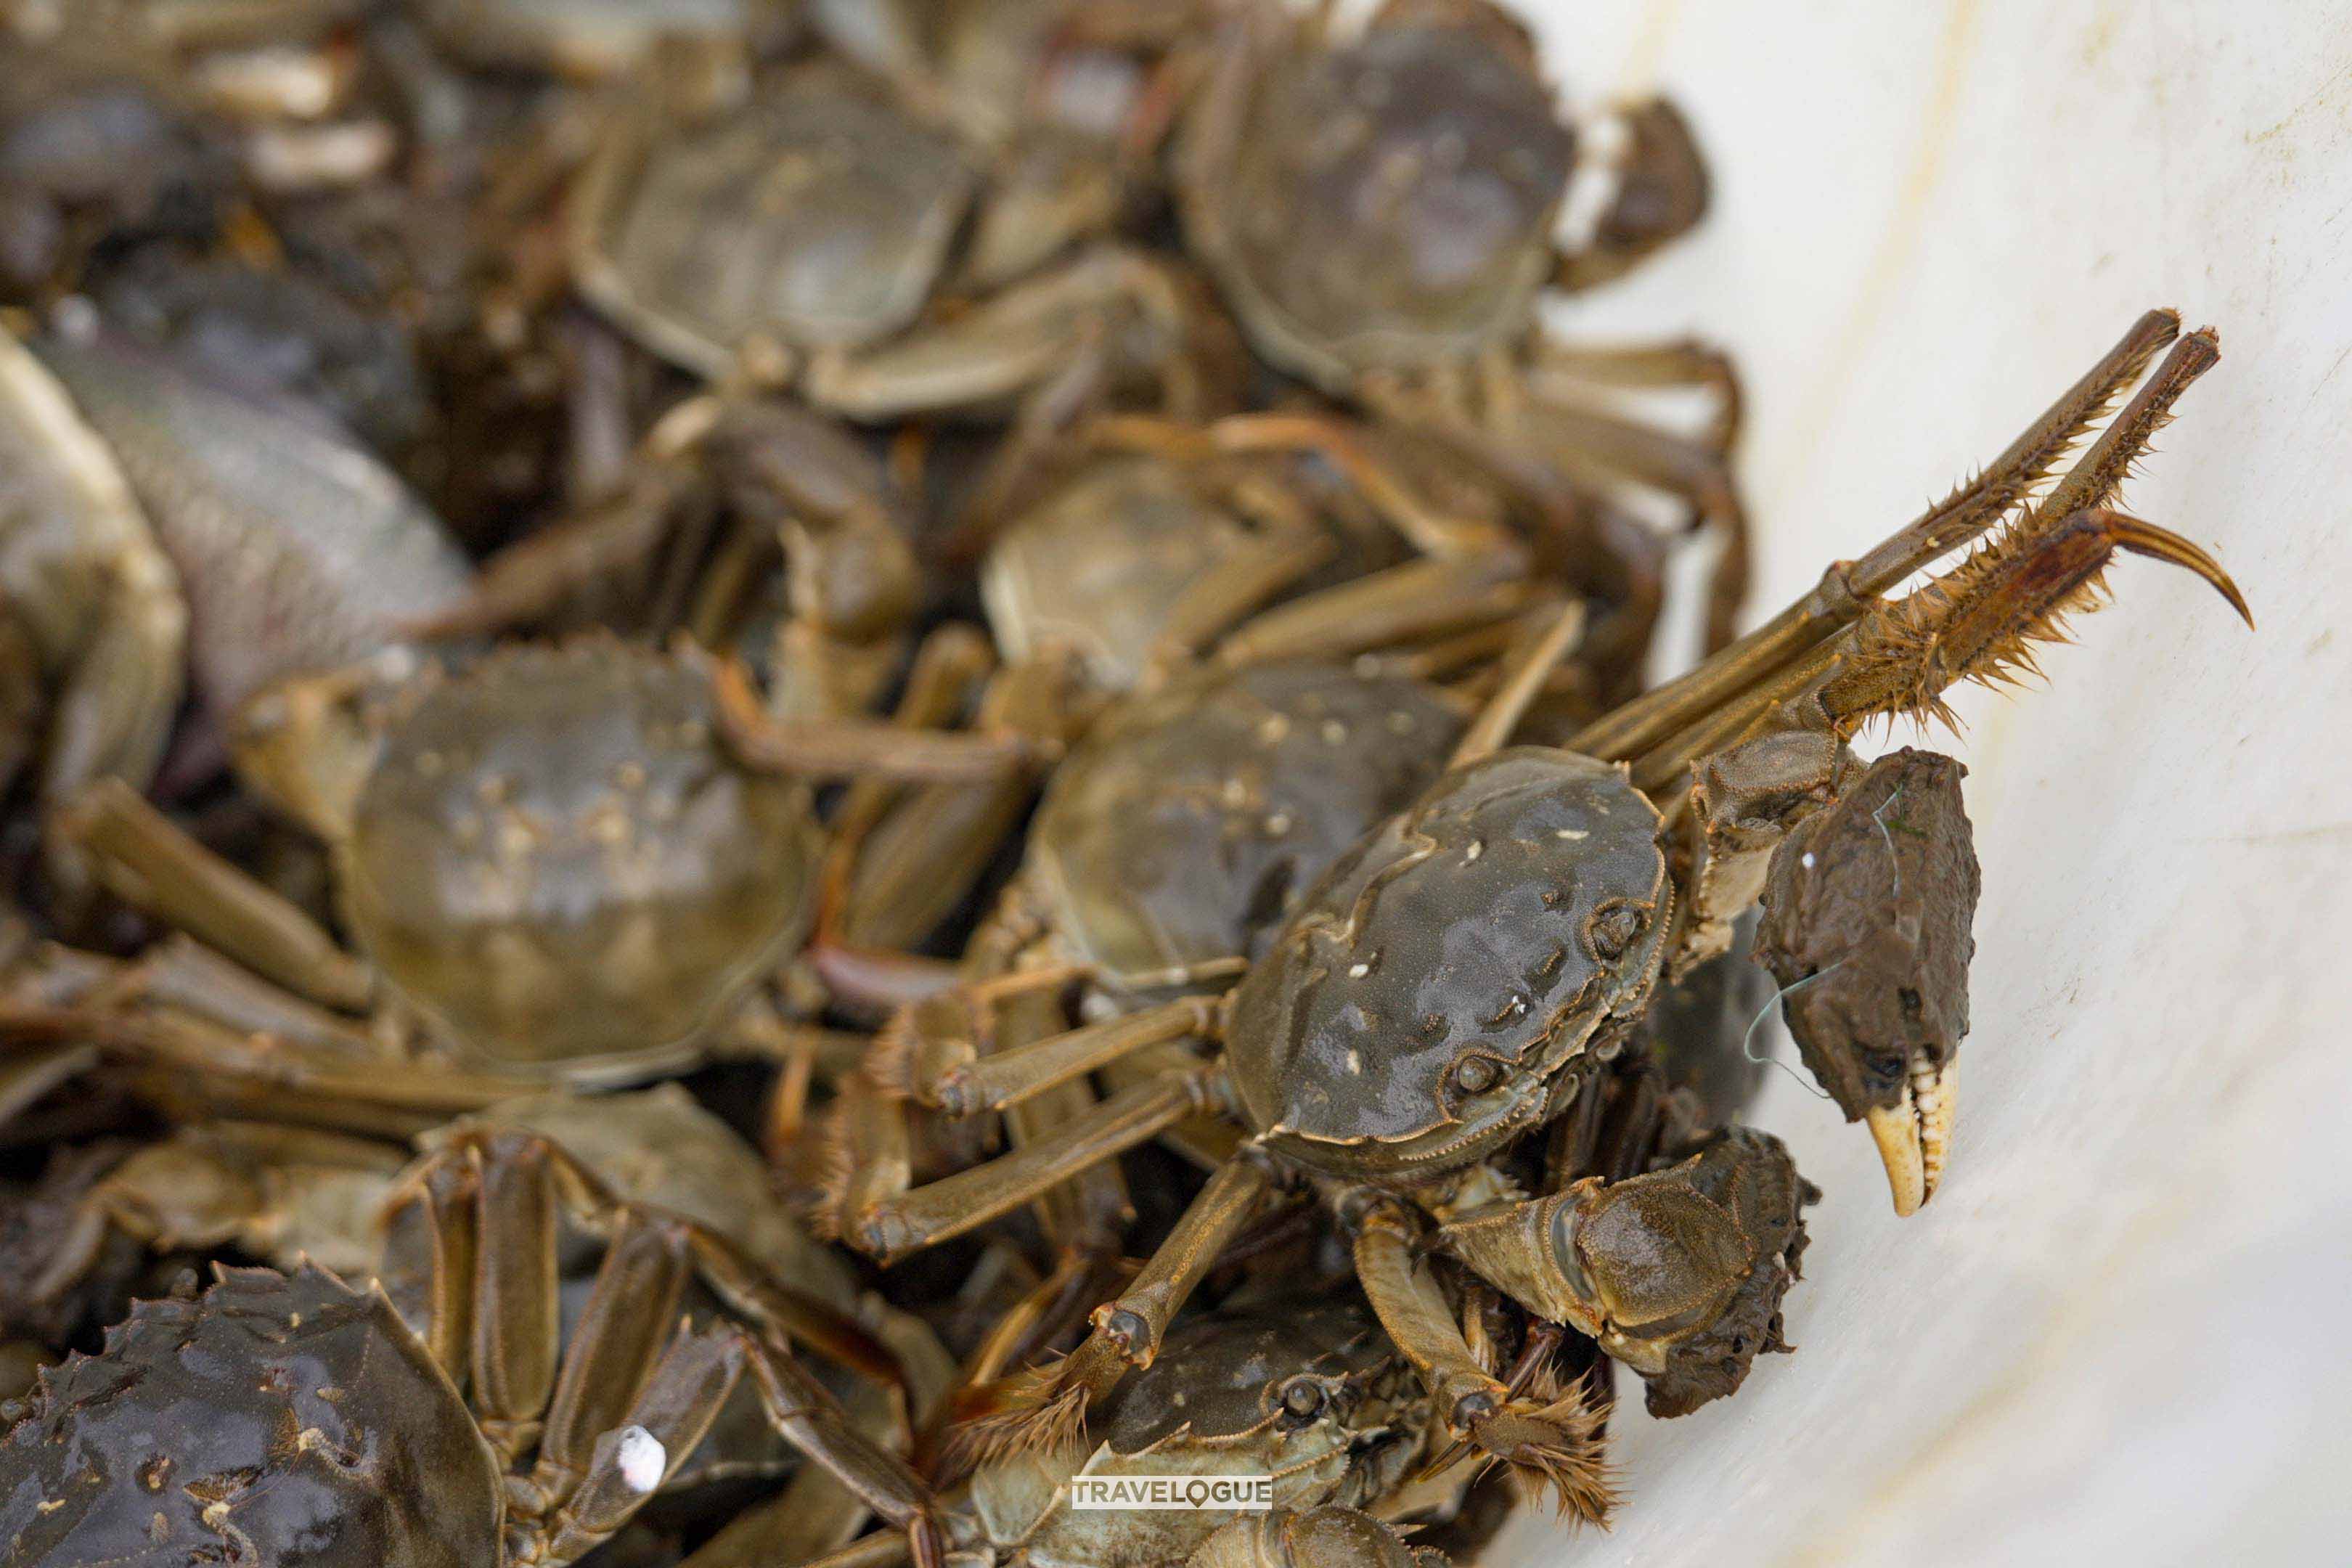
[1864,1056,1956,1217]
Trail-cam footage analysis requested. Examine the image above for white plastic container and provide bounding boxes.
[1501,3,2352,1563]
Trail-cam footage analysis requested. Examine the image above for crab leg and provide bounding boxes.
[1574,307,2186,761]
[740,1336,949,1568]
[954,1157,1277,1462]
[468,1132,564,1459]
[709,657,1052,784]
[1630,497,2249,793]
[526,1212,696,1504]
[60,779,372,1010]
[1625,333,2247,791]
[879,993,1220,1116]
[1446,601,1589,768]
[1351,1199,1614,1522]
[827,656,1077,953]
[846,1068,1230,1264]
[816,624,1000,926]
[128,935,380,1057]
[1211,553,1537,671]
[975,979,1142,1272]
[531,1323,751,1564]
[775,1532,919,1568]
[1524,337,1742,449]
[0,1003,518,1136]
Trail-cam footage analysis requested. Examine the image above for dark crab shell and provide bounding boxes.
[340,640,822,1079]
[1184,12,1575,390]
[580,70,977,376]
[1026,662,1469,985]
[969,1297,1418,1568]
[1095,1297,1402,1459]
[1228,747,1668,1180]
[0,1265,500,1568]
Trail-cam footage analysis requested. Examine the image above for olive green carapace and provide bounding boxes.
[341,640,822,1076]
[1228,747,1668,1177]
[1180,4,1576,388]
[1029,662,1471,984]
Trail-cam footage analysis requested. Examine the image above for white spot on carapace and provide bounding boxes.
[616,1425,666,1493]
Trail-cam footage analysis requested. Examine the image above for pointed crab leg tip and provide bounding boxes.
[1865,1098,1928,1218]
[2102,514,2255,629]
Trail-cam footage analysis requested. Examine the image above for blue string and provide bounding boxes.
[1738,960,1840,1101]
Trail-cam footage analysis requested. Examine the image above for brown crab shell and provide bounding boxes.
[1227,747,1669,1181]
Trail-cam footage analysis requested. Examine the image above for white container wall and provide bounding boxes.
[1502,3,2352,1564]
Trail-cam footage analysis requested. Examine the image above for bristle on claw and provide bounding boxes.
[1822,505,2249,733]
[942,1360,1090,1472]
[867,992,987,1104]
[865,1008,927,1101]
[799,1109,859,1244]
[1466,1387,1617,1524]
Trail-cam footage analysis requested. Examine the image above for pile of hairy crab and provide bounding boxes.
[0,2,2250,1566]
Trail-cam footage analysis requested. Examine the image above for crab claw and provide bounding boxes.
[1866,1055,1956,1217]
[1753,749,1980,1217]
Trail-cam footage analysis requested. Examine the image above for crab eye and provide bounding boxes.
[1278,1377,1328,1422]
[1451,1056,1501,1096]
[1585,899,1645,962]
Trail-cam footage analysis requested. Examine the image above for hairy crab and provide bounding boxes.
[0,1141,927,1568]
[820,309,2249,1498]
[833,388,1688,963]
[52,637,1034,1085]
[1176,0,1747,645]
[775,1293,1471,1568]
[568,54,1230,434]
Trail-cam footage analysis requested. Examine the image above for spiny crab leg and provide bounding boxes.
[1573,307,2186,762]
[1625,327,2249,791]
